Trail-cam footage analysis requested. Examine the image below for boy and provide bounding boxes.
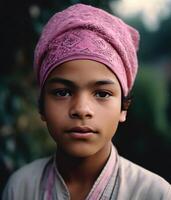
[2,3,171,200]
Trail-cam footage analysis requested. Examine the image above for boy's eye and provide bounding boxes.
[51,89,71,97]
[95,91,112,98]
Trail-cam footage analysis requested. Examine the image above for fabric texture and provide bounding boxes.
[2,146,171,200]
[34,3,140,96]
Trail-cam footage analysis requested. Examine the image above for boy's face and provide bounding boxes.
[41,59,126,157]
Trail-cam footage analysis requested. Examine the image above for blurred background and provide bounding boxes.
[0,0,171,197]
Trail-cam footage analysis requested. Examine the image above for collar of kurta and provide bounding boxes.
[40,144,119,200]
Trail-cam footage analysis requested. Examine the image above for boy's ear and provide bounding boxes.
[119,110,127,122]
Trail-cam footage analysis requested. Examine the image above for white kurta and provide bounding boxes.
[2,146,171,200]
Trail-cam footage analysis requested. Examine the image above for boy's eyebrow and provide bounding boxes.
[94,80,116,86]
[47,77,116,87]
[47,77,76,87]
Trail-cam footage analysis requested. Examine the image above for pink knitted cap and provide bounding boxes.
[34,3,140,96]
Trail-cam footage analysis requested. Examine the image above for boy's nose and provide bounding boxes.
[69,95,94,119]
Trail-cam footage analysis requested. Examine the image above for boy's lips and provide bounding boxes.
[66,126,97,139]
[66,126,97,134]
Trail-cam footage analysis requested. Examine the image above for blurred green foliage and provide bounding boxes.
[132,67,169,134]
[0,0,171,197]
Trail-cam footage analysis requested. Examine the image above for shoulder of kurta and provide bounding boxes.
[8,157,51,184]
[118,156,171,199]
[2,157,52,200]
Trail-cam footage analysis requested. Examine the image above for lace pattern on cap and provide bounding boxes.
[34,4,139,96]
[40,29,126,92]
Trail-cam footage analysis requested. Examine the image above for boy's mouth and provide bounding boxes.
[67,126,97,134]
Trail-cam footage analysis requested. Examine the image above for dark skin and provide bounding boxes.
[56,143,111,200]
[40,60,131,200]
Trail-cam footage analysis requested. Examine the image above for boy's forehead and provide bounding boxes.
[46,77,118,88]
[48,60,119,80]
[45,60,121,88]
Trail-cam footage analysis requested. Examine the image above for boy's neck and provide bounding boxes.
[55,142,112,184]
